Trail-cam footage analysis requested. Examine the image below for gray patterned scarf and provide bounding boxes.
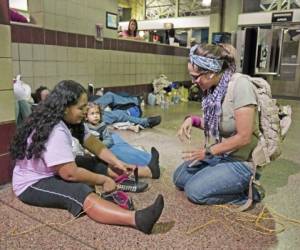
[189,44,236,143]
[202,68,235,143]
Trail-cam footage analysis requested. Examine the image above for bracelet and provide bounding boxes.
[204,145,214,158]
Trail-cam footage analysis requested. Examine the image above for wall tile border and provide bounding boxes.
[0,121,16,185]
[0,153,13,185]
[0,0,9,25]
[11,24,189,57]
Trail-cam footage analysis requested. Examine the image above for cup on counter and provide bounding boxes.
[169,37,175,45]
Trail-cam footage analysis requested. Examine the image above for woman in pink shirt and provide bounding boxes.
[10,80,164,234]
[118,19,141,39]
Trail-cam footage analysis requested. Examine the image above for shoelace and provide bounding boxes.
[117,182,137,192]
[116,168,139,192]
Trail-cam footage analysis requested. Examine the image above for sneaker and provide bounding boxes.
[116,175,148,193]
[147,116,161,128]
[101,191,134,210]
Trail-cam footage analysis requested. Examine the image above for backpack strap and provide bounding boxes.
[225,73,243,104]
[226,73,257,211]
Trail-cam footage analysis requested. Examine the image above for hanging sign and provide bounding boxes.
[272,12,293,23]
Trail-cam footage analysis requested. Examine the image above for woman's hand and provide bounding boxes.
[112,161,136,175]
[182,148,206,166]
[103,177,117,193]
[177,117,192,142]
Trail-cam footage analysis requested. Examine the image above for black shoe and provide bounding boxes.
[116,176,148,193]
[147,116,161,128]
[149,147,160,179]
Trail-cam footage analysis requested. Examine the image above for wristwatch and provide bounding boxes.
[205,146,214,159]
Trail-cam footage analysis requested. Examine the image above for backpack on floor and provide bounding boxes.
[228,73,292,168]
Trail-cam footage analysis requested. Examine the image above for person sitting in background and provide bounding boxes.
[32,86,50,104]
[10,80,164,234]
[92,91,162,129]
[118,19,141,40]
[13,75,33,126]
[9,9,29,23]
[85,102,160,179]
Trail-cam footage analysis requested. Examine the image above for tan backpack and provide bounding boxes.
[228,73,292,167]
[227,73,292,211]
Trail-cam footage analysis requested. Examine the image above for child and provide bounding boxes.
[85,102,160,179]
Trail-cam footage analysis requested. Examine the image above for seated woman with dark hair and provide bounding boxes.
[10,80,164,234]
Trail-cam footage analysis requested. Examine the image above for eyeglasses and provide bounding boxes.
[190,71,213,82]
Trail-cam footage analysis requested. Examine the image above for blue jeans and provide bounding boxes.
[110,133,151,166]
[173,155,252,205]
[94,92,147,126]
[102,110,149,127]
[93,92,139,109]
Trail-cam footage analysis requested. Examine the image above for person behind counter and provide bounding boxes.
[119,19,141,39]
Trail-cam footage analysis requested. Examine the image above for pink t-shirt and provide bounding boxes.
[12,121,76,196]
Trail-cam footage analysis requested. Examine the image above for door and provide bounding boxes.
[270,27,300,97]
[254,27,283,75]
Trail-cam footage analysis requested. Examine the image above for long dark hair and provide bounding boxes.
[127,19,138,37]
[10,80,86,160]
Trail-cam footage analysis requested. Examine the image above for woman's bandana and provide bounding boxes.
[189,44,224,72]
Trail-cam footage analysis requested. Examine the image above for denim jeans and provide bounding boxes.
[102,110,149,127]
[173,155,252,205]
[93,92,139,109]
[110,133,151,166]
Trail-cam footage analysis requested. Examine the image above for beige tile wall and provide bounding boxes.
[28,0,118,38]
[0,24,14,123]
[12,43,189,92]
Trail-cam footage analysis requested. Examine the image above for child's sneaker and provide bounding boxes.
[101,191,134,210]
[116,174,148,193]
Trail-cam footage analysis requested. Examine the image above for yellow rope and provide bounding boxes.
[186,219,218,235]
[268,206,300,225]
[186,204,300,236]
[1,204,94,240]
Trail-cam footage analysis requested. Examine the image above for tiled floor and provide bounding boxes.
[0,100,299,249]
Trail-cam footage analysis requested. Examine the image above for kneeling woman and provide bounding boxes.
[10,80,164,234]
[173,43,261,206]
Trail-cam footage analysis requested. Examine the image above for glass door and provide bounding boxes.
[254,27,283,75]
